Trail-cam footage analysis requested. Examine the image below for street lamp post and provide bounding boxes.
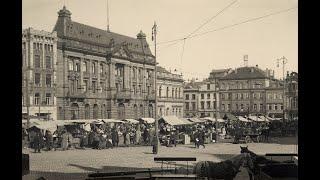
[152,22,159,154]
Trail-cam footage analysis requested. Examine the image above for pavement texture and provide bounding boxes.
[22,137,298,180]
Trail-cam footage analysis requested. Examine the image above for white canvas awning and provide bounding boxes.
[99,119,124,123]
[201,117,216,122]
[186,118,206,123]
[159,116,192,126]
[124,119,140,124]
[139,118,155,124]
[248,116,267,122]
[238,116,251,122]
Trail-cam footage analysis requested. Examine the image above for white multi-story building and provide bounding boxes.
[22,28,58,120]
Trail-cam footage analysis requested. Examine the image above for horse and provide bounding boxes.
[193,153,254,180]
[240,146,281,180]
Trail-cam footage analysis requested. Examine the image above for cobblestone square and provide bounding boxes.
[22,137,297,180]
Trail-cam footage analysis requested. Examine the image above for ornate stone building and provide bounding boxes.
[265,79,285,118]
[219,66,283,117]
[156,67,184,118]
[22,28,58,120]
[54,6,156,120]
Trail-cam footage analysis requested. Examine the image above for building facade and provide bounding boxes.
[285,72,298,120]
[54,6,156,120]
[22,28,58,120]
[156,67,184,118]
[219,66,283,117]
[265,79,284,118]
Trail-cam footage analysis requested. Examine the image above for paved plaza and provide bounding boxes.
[22,137,297,180]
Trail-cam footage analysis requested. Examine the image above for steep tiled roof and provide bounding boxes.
[220,66,267,80]
[53,6,153,56]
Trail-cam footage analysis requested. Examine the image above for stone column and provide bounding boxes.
[80,57,84,92]
[109,62,115,88]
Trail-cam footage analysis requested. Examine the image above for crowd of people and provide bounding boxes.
[22,118,298,153]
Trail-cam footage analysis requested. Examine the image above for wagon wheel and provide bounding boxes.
[245,136,251,144]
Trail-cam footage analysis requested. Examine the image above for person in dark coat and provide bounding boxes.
[33,132,42,153]
[80,132,89,148]
[197,130,205,148]
[111,128,119,147]
[88,131,95,147]
[45,130,53,151]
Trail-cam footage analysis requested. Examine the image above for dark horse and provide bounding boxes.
[240,146,281,180]
[193,153,253,180]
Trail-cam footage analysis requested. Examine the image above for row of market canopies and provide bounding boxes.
[236,115,282,122]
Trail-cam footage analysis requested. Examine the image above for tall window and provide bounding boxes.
[207,84,210,90]
[186,94,189,100]
[268,104,272,110]
[192,102,196,110]
[92,81,96,93]
[222,104,225,111]
[100,82,104,92]
[254,104,257,111]
[178,88,181,98]
[207,94,210,99]
[133,85,136,94]
[100,64,104,75]
[214,93,216,99]
[166,87,169,97]
[213,101,217,109]
[83,80,88,92]
[83,61,87,72]
[241,93,244,99]
[92,63,96,74]
[34,55,40,68]
[138,85,142,94]
[260,104,264,111]
[45,93,51,105]
[68,61,73,71]
[206,101,211,109]
[185,102,189,110]
[275,104,278,110]
[175,88,178,98]
[147,86,150,95]
[133,68,136,78]
[240,104,244,110]
[45,56,51,69]
[201,94,204,99]
[46,74,51,87]
[75,62,80,72]
[35,73,41,86]
[221,93,225,100]
[201,102,204,109]
[34,93,40,105]
[227,104,230,111]
[236,104,239,110]
[138,69,142,79]
[192,94,196,100]
[172,88,174,98]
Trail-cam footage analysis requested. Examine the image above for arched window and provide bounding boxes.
[148,104,153,118]
[118,103,125,119]
[85,104,90,119]
[101,104,106,119]
[70,103,79,120]
[133,104,138,119]
[166,87,169,97]
[140,104,144,117]
[93,104,99,119]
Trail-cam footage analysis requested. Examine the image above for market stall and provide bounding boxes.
[139,117,155,124]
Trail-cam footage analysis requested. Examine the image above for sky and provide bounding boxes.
[22,0,298,80]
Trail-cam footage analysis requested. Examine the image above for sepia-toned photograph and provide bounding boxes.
[22,0,298,179]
